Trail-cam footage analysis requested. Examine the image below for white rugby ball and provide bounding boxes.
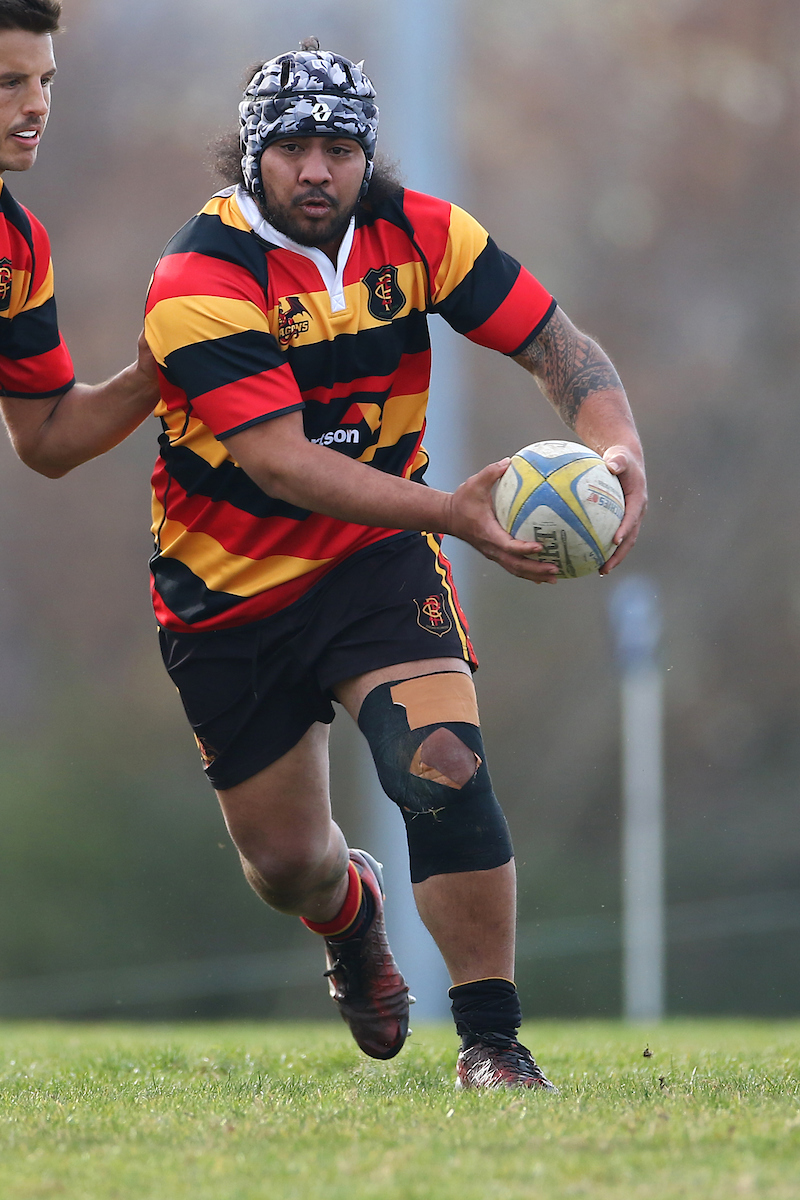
[492,440,625,578]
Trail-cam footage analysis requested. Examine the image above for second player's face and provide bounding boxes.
[0,29,55,173]
[258,136,367,253]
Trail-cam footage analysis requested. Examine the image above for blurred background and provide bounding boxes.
[0,0,798,1022]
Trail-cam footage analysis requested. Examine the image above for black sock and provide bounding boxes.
[449,978,522,1048]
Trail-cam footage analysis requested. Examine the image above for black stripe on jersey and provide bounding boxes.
[0,295,62,359]
[162,212,269,286]
[151,555,247,625]
[302,387,391,436]
[160,442,312,521]
[432,239,521,335]
[369,430,429,479]
[1,377,75,400]
[164,329,285,402]
[356,192,434,300]
[0,183,33,244]
[286,308,430,392]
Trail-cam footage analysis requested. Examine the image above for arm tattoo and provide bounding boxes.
[513,308,624,429]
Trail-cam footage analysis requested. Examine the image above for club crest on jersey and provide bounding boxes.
[364,265,406,321]
[414,593,453,637]
[0,258,13,312]
[278,296,310,346]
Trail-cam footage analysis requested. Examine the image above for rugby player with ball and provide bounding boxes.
[8,35,646,1089]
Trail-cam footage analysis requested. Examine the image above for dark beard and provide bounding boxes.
[258,188,356,248]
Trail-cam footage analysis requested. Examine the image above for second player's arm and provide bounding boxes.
[0,333,160,478]
[225,414,560,583]
[513,304,647,573]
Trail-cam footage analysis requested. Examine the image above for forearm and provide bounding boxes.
[227,420,453,533]
[514,304,635,442]
[1,361,158,478]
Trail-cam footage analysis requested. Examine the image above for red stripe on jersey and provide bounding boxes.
[155,371,189,414]
[264,248,333,299]
[302,350,431,406]
[0,338,73,394]
[188,360,303,436]
[26,209,55,295]
[147,251,269,309]
[347,215,427,286]
[158,474,403,564]
[466,266,553,354]
[151,525,401,632]
[399,190,452,287]
[4,219,32,275]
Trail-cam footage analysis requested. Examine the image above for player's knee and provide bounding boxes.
[357,673,513,882]
[231,831,333,907]
[414,727,481,789]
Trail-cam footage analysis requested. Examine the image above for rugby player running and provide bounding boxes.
[10,35,647,1089]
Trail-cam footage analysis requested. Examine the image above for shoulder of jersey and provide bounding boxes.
[158,189,264,273]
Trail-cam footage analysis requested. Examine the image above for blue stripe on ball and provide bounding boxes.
[509,478,606,565]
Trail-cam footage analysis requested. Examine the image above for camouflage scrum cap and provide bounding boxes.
[239,38,379,203]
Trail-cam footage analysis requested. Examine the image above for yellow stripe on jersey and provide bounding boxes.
[21,259,54,313]
[267,260,429,349]
[152,511,333,597]
[359,390,427,464]
[205,193,254,232]
[354,402,382,433]
[433,204,490,305]
[146,295,271,364]
[156,408,234,468]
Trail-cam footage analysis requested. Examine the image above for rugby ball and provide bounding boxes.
[492,440,624,578]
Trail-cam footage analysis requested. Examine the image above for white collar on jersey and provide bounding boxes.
[233,185,354,314]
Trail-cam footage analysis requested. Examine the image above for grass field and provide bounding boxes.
[1,1020,798,1199]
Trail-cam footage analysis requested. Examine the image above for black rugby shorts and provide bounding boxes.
[159,532,476,790]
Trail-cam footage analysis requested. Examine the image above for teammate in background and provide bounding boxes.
[0,0,157,474]
[13,38,647,1088]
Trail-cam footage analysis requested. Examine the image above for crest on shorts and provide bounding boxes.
[194,733,218,768]
[414,593,452,637]
[363,265,405,321]
[0,258,13,312]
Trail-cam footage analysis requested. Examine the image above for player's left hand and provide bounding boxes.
[599,444,647,574]
[447,459,561,583]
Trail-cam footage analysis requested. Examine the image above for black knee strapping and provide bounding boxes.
[357,673,513,883]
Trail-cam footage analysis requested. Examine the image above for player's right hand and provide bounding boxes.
[445,460,560,584]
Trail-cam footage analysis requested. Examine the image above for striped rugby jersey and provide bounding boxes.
[145,184,555,633]
[0,179,74,399]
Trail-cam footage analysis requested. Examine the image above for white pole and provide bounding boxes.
[360,0,466,1020]
[609,577,665,1021]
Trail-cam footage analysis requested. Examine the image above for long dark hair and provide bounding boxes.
[211,127,404,208]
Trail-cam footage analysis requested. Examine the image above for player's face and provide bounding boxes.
[259,136,367,253]
[0,29,55,173]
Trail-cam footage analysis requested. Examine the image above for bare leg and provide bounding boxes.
[215,721,350,924]
[335,659,516,985]
[413,861,516,984]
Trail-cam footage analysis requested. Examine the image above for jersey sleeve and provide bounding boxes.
[406,191,556,357]
[0,208,75,399]
[145,242,304,440]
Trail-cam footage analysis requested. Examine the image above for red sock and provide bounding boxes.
[301,861,362,937]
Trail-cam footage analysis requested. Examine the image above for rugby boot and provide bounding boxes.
[456,1032,557,1091]
[323,849,411,1060]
